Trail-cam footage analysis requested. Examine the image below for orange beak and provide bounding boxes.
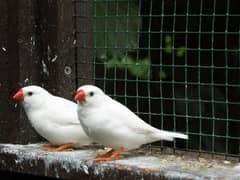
[13,89,24,101]
[74,90,86,102]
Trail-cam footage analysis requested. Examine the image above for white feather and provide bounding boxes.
[76,85,188,150]
[19,85,92,147]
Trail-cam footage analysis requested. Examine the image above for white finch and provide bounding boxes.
[13,85,92,152]
[74,85,188,162]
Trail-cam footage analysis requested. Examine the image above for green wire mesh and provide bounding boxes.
[76,0,240,157]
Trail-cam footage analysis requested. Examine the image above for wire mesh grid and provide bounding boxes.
[73,0,240,158]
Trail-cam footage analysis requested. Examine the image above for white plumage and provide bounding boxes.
[75,85,188,150]
[13,85,92,149]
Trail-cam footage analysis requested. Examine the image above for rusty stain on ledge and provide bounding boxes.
[0,143,239,180]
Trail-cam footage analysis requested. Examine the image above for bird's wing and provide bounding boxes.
[103,96,159,135]
[104,99,187,140]
[43,96,81,126]
[104,99,180,141]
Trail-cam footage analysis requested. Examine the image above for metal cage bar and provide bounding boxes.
[73,0,240,158]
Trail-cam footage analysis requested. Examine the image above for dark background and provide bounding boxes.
[0,2,239,177]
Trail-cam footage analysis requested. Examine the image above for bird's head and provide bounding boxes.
[74,85,104,106]
[13,85,51,109]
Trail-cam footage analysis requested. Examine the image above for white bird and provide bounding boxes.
[74,85,188,162]
[13,85,93,152]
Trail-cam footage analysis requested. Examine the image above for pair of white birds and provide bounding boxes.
[13,85,188,162]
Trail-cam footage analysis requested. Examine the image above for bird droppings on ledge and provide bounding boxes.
[0,144,239,180]
[0,144,95,177]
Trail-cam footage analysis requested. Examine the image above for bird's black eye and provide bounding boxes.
[89,92,94,97]
[27,92,33,96]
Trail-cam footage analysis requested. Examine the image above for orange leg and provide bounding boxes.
[95,149,114,159]
[41,143,75,152]
[95,147,125,163]
[42,143,54,148]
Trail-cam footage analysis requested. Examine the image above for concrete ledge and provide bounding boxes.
[0,144,239,179]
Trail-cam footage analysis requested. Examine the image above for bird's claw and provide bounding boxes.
[41,143,75,152]
[94,147,125,163]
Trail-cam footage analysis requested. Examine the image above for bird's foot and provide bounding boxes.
[94,147,125,163]
[41,143,75,152]
[95,148,114,158]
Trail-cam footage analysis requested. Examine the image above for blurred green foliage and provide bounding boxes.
[94,2,185,79]
[105,56,151,79]
[164,35,173,54]
[164,35,185,57]
[94,1,141,58]
[176,46,185,57]
[103,34,185,79]
[159,70,167,79]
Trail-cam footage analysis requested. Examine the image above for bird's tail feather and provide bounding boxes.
[154,131,188,141]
